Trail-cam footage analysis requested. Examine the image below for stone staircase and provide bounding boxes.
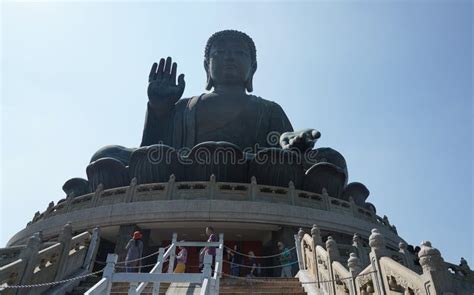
[67,277,171,294]
[70,276,307,295]
[66,275,102,295]
[219,277,307,294]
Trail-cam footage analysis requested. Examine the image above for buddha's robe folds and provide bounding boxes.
[141,94,293,152]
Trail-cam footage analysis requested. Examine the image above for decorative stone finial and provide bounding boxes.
[353,233,361,244]
[59,222,73,243]
[32,211,41,222]
[399,241,407,251]
[369,228,386,255]
[418,241,445,272]
[321,187,329,197]
[27,232,42,248]
[96,183,104,192]
[347,252,361,274]
[326,236,336,249]
[310,224,319,236]
[288,180,295,189]
[326,236,340,261]
[311,224,322,245]
[47,201,54,210]
[459,257,471,276]
[298,228,305,240]
[250,176,257,184]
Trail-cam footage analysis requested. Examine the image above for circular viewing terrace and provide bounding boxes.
[9,175,402,248]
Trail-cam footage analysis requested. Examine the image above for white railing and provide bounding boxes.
[85,233,224,295]
[0,226,101,295]
[295,225,474,295]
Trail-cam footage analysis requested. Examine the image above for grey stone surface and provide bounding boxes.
[8,199,403,249]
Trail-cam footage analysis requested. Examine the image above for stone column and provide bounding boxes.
[418,241,452,294]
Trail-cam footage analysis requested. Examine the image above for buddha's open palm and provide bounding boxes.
[147,57,185,109]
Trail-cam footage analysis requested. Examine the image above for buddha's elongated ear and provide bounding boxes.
[246,61,258,93]
[204,60,214,91]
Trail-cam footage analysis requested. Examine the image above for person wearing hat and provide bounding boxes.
[125,231,144,273]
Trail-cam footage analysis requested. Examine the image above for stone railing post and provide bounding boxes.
[322,188,331,211]
[347,252,361,295]
[326,236,340,295]
[398,241,415,270]
[209,174,216,200]
[288,181,296,205]
[418,241,451,294]
[352,233,369,268]
[103,253,117,294]
[167,233,178,273]
[91,184,104,207]
[166,174,175,200]
[201,254,212,295]
[249,176,257,201]
[44,201,55,218]
[349,196,357,218]
[65,192,76,212]
[368,228,387,294]
[311,224,322,288]
[54,222,73,281]
[295,228,305,270]
[125,178,138,203]
[83,227,101,272]
[18,233,42,295]
[151,247,165,295]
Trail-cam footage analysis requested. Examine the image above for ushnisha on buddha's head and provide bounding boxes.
[204,30,257,92]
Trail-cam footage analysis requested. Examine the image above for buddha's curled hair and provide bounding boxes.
[204,30,257,64]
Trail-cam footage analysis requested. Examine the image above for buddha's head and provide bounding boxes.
[204,30,257,92]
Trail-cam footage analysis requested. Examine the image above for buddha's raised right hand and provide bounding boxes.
[147,57,185,111]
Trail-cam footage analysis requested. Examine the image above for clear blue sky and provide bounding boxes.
[1,1,472,264]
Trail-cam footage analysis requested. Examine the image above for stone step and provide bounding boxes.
[221,281,303,286]
[220,292,306,295]
[221,284,303,288]
[221,288,305,292]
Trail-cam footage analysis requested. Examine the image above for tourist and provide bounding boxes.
[204,227,217,267]
[174,243,188,273]
[199,226,218,272]
[125,231,144,273]
[228,244,241,276]
[246,251,257,278]
[277,242,292,277]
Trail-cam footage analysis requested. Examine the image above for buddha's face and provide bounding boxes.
[206,38,255,88]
